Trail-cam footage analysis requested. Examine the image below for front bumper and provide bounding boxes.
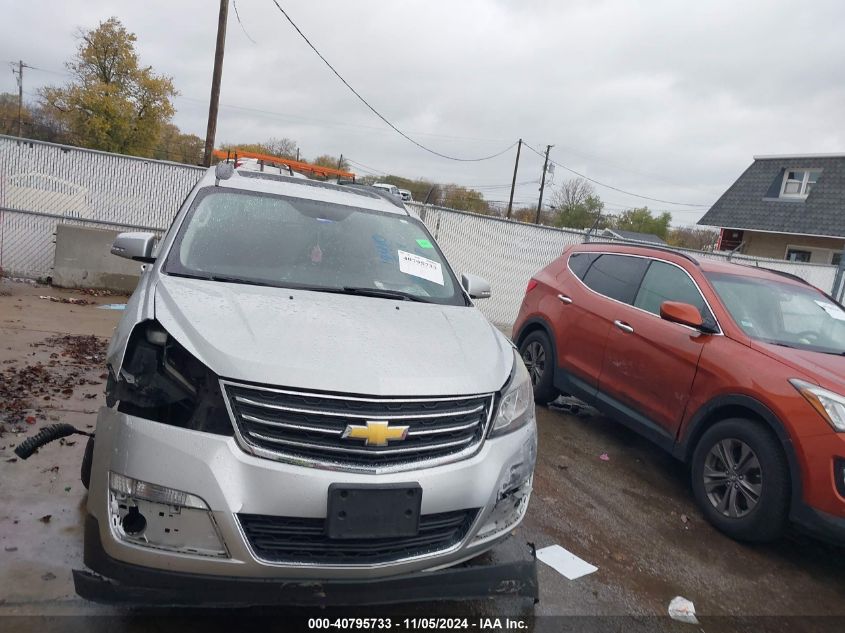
[84,407,536,582]
[74,515,538,606]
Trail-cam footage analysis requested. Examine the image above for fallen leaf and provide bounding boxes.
[39,514,52,523]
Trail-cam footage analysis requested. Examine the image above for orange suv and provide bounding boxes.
[514,243,845,543]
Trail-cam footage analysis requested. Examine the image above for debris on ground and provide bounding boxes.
[4,546,17,552]
[681,514,690,526]
[668,596,699,624]
[77,288,128,298]
[39,514,52,524]
[97,303,126,311]
[38,295,95,306]
[38,334,107,365]
[536,544,598,580]
[41,572,56,581]
[599,453,610,461]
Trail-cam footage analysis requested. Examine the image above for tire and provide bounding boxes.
[80,436,94,490]
[690,418,789,542]
[518,330,558,404]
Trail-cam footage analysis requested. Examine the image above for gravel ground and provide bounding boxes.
[1,277,843,631]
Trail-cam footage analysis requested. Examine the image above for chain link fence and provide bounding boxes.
[1,135,839,327]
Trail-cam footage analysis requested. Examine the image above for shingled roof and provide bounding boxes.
[698,154,845,238]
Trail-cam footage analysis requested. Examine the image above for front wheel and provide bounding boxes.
[518,331,558,404]
[690,418,789,542]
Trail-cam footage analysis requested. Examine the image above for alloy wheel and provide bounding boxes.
[703,438,762,518]
[522,341,546,387]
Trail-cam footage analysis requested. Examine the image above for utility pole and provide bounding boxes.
[506,139,522,219]
[10,60,31,138]
[535,144,553,224]
[203,0,229,167]
[337,154,344,170]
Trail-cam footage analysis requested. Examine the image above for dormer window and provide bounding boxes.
[780,169,821,198]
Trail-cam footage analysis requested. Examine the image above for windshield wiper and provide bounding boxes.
[167,271,272,287]
[341,286,429,302]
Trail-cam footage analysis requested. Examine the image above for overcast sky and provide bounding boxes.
[3,0,844,225]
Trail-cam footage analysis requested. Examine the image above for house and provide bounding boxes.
[600,228,667,245]
[698,154,845,265]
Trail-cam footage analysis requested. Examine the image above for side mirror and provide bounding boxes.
[461,273,492,299]
[111,232,157,263]
[660,301,704,329]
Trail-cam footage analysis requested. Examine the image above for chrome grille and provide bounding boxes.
[222,381,495,471]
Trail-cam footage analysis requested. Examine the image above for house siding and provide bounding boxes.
[743,231,845,263]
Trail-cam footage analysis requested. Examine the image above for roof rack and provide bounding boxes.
[754,266,811,286]
[581,241,700,266]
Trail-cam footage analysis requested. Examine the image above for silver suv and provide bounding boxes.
[74,165,538,605]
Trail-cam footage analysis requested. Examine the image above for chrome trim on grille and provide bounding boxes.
[407,421,480,436]
[220,379,497,474]
[234,396,485,420]
[241,413,343,435]
[250,431,475,455]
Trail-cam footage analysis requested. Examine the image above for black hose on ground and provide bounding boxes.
[13,423,94,460]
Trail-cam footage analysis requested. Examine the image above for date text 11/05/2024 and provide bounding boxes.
[307,618,529,630]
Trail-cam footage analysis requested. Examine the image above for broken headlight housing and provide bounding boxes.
[107,321,233,435]
[489,350,536,438]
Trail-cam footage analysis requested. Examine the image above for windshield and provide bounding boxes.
[707,272,845,354]
[164,188,466,305]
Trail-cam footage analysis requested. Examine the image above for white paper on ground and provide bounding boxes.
[535,544,598,580]
[397,250,444,285]
[668,596,699,624]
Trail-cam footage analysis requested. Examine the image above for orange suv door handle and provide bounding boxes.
[557,294,573,304]
[613,320,634,334]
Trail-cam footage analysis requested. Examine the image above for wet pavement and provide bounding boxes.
[1,277,844,629]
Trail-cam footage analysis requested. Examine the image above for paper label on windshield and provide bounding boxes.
[398,250,444,285]
[815,300,845,321]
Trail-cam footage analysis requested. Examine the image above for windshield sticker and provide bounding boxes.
[398,250,444,285]
[814,300,845,321]
[416,238,434,249]
[740,319,753,328]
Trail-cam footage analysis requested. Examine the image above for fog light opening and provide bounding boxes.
[122,506,147,535]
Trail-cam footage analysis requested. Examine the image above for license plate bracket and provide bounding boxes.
[326,484,422,539]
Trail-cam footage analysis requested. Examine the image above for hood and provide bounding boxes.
[752,340,845,391]
[154,275,513,396]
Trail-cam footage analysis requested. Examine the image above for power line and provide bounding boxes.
[232,0,256,44]
[523,142,710,208]
[269,1,517,162]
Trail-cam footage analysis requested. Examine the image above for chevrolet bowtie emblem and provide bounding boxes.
[342,421,409,446]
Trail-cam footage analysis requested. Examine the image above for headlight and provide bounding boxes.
[791,379,845,432]
[489,350,536,438]
[109,320,233,436]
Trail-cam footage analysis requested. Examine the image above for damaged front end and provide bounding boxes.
[74,515,539,607]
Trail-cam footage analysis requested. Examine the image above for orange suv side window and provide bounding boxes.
[633,260,718,329]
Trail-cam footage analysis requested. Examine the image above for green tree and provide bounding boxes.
[312,154,349,171]
[222,137,299,160]
[612,207,672,239]
[550,178,607,229]
[154,123,204,165]
[441,184,491,214]
[666,226,719,251]
[40,17,177,156]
